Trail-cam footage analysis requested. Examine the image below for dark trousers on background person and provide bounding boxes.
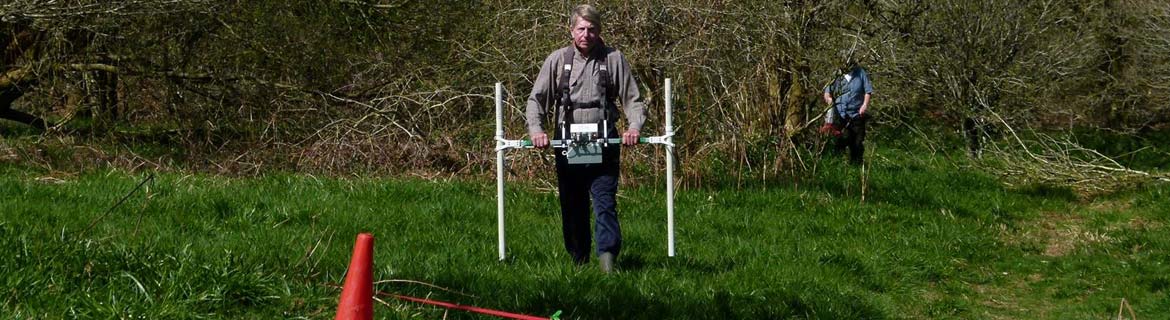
[834,116,867,165]
[554,147,622,264]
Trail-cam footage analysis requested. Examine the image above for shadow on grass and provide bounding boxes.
[507,279,888,319]
[616,254,737,274]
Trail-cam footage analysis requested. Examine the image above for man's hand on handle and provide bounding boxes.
[531,129,638,148]
[531,132,549,149]
[622,129,640,146]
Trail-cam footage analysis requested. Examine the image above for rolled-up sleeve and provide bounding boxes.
[612,51,646,131]
[526,51,560,135]
[862,70,874,94]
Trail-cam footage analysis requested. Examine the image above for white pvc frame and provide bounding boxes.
[494,79,676,260]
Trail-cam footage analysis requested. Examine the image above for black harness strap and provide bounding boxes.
[554,48,573,141]
[554,47,613,129]
[552,46,622,165]
[557,48,575,114]
[597,53,611,131]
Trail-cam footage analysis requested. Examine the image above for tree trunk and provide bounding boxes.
[765,61,785,136]
[784,63,809,137]
[97,68,119,120]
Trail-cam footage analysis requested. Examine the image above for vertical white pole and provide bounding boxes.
[665,78,675,257]
[495,82,506,261]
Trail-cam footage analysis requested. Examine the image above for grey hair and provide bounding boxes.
[568,4,602,29]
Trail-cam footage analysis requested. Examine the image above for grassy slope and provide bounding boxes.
[0,145,1167,319]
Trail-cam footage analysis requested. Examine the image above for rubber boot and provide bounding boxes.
[599,252,615,274]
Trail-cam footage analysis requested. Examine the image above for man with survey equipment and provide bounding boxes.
[526,4,646,273]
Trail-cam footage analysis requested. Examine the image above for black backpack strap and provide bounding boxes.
[553,47,574,139]
[595,50,612,135]
[557,48,575,112]
[596,50,610,100]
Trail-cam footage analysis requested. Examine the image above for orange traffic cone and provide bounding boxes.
[335,233,374,320]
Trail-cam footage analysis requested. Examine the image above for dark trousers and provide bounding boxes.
[834,116,867,164]
[554,148,622,264]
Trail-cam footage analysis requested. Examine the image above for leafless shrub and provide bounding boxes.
[978,113,1169,197]
[2,0,1168,189]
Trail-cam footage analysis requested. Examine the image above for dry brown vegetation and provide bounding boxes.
[1,0,1168,191]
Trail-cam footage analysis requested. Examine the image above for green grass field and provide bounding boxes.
[1,145,1168,319]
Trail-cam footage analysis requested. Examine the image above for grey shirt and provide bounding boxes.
[526,46,646,136]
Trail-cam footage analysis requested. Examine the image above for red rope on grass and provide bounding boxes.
[381,292,549,320]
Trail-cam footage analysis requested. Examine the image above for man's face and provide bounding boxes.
[571,18,600,54]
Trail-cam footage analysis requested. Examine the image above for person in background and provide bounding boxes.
[823,56,874,165]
